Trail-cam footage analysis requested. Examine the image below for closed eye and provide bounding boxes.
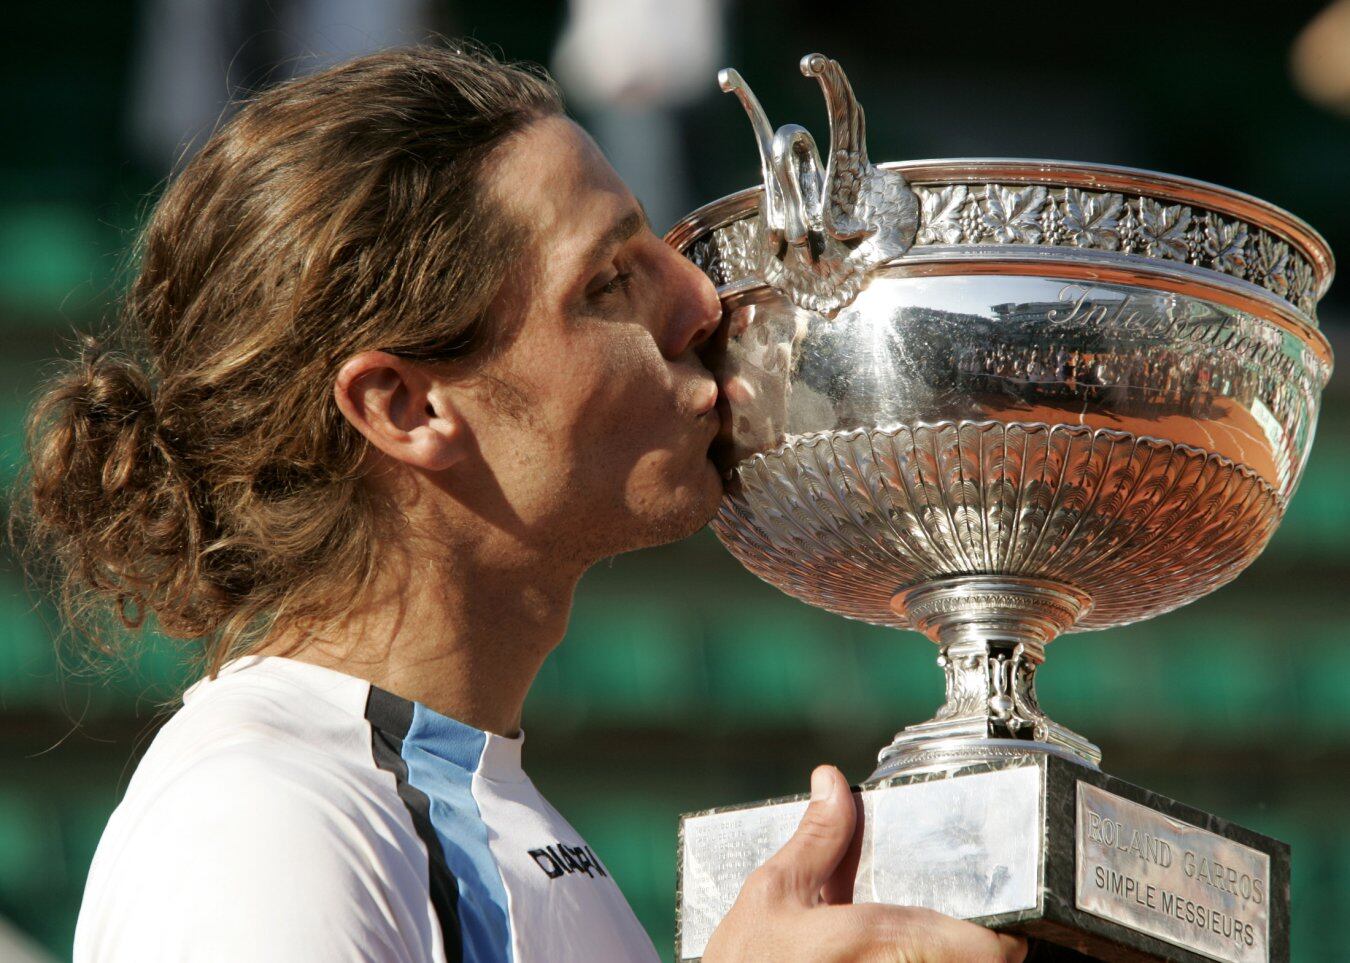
[594,271,633,297]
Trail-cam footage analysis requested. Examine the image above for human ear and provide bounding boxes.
[333,351,468,472]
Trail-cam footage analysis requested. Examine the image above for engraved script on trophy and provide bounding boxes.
[717,54,920,315]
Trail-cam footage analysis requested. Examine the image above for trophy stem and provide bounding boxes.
[870,575,1101,781]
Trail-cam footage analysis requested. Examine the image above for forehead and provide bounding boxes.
[488,115,634,269]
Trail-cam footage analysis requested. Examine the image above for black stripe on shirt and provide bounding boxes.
[365,684,463,963]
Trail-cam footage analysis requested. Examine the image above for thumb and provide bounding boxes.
[760,765,856,905]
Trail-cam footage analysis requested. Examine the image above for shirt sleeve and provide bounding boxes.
[74,748,443,963]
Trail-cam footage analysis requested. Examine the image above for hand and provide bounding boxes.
[700,765,1028,963]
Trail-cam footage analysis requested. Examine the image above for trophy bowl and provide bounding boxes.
[667,54,1334,781]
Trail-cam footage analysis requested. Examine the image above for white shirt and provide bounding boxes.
[74,655,661,962]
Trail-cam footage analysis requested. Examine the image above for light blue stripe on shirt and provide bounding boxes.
[400,702,514,963]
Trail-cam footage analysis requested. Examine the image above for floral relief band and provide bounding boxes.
[687,181,1322,322]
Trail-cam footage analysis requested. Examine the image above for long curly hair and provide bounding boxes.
[14,43,563,683]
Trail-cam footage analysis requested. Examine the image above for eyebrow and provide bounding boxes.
[580,202,650,270]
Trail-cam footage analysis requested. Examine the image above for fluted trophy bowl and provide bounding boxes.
[669,55,1334,779]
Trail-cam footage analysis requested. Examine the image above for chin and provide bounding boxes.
[625,463,725,551]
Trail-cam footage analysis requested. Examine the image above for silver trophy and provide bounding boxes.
[671,55,1332,962]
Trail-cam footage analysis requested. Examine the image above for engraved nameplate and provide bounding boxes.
[1075,782,1270,963]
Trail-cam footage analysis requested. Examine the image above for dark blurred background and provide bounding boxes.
[3,1,1349,959]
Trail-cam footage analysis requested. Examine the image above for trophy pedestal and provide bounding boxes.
[677,754,1287,962]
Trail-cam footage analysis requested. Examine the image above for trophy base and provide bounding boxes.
[676,754,1288,962]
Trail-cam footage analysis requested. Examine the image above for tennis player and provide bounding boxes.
[23,44,1026,963]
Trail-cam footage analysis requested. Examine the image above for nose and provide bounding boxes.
[663,244,723,358]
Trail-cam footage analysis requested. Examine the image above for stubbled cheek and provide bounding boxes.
[543,328,682,448]
[588,342,675,404]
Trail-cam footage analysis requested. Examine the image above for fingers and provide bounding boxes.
[818,781,863,906]
[753,765,855,905]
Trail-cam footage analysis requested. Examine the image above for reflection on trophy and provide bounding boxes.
[670,54,1333,962]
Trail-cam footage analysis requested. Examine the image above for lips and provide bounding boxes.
[692,378,720,416]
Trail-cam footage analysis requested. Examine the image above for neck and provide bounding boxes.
[256,531,585,738]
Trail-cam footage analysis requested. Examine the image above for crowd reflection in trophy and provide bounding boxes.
[954,340,1241,420]
[947,303,1297,429]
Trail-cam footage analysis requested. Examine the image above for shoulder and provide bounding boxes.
[117,742,407,867]
[116,656,403,816]
[75,663,444,962]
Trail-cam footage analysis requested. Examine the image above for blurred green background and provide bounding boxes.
[3,1,1349,959]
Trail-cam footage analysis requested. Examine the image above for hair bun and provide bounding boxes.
[77,342,154,415]
[21,336,187,591]
[66,341,163,495]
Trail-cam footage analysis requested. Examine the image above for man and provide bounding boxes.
[27,44,1026,962]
